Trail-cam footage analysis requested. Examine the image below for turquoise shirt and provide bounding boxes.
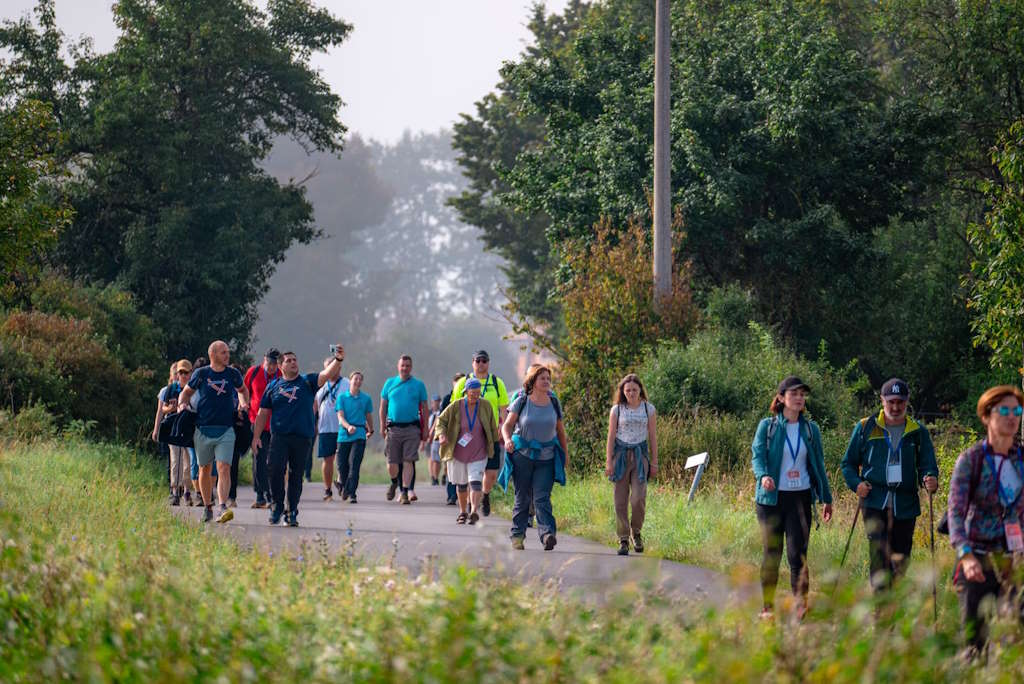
[380,375,428,423]
[335,391,373,443]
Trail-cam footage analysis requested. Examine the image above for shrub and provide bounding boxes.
[0,404,57,442]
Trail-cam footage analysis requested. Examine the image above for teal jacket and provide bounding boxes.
[751,414,833,506]
[840,410,938,520]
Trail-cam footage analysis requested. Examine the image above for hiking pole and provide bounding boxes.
[928,488,938,625]
[833,500,861,596]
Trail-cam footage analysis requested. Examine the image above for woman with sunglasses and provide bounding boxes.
[947,385,1024,658]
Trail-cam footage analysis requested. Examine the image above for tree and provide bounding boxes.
[0,0,352,357]
[967,119,1024,377]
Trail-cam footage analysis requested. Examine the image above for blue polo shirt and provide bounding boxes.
[335,391,374,443]
[380,375,428,424]
[260,373,320,439]
[188,367,244,428]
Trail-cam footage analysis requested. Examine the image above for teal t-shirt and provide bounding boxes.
[380,375,428,423]
[335,390,374,443]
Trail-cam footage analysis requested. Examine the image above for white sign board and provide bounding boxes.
[685,452,708,470]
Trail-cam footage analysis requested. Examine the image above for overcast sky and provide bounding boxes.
[3,0,568,143]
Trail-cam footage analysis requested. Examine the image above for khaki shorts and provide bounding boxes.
[385,425,420,465]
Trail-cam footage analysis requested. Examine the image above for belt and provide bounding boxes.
[387,420,419,428]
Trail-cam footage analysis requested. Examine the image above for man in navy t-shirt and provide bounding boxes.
[251,345,345,526]
[177,340,250,524]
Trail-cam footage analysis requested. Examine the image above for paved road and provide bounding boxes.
[173,481,732,606]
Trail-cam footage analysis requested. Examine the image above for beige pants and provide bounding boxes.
[168,445,190,490]
[614,449,647,540]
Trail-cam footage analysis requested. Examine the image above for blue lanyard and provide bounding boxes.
[784,423,802,469]
[883,428,902,463]
[983,440,1024,509]
[463,399,479,433]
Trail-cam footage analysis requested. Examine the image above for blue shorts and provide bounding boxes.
[317,432,339,458]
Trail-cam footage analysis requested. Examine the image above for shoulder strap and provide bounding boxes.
[551,394,562,420]
[967,447,984,504]
[858,415,875,454]
[767,415,779,441]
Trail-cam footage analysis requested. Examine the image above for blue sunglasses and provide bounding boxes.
[995,406,1024,417]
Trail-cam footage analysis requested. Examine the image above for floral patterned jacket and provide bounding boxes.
[947,439,1024,553]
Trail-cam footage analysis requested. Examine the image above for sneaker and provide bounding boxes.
[400,492,410,505]
[323,489,333,502]
[228,498,237,509]
[431,477,439,486]
[217,507,234,524]
[342,490,349,501]
[543,534,557,551]
[632,533,644,553]
[527,516,534,528]
[511,536,525,550]
[409,491,418,502]
[184,492,193,506]
[304,476,312,483]
[269,508,283,525]
[286,511,299,527]
[468,511,480,525]
[334,480,344,496]
[349,496,357,504]
[203,506,214,523]
[387,481,398,501]
[171,494,181,507]
[618,540,630,556]
[482,492,491,516]
[446,497,457,506]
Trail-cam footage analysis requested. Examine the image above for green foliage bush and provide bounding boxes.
[0,404,57,442]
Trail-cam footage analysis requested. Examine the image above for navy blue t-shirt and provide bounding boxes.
[261,373,321,438]
[188,366,244,427]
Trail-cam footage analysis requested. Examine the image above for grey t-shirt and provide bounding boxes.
[510,394,559,460]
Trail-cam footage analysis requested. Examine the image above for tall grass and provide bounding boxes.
[1,437,1020,682]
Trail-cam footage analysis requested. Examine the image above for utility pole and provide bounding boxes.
[653,0,672,308]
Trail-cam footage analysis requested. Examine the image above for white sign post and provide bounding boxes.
[685,452,709,504]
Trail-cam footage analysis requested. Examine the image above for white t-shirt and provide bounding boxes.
[777,421,810,491]
[316,377,350,434]
[993,454,1024,505]
[614,401,655,445]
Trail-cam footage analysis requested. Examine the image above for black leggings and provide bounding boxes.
[756,489,812,610]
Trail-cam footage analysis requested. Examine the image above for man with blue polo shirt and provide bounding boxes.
[379,354,429,504]
[177,340,250,524]
[251,346,345,526]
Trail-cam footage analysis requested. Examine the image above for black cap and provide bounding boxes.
[777,375,811,395]
[880,378,909,400]
[265,347,281,361]
[473,350,490,362]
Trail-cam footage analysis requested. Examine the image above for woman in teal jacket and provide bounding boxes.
[751,376,833,619]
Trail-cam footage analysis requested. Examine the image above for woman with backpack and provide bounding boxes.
[153,360,192,505]
[501,364,568,551]
[605,373,658,556]
[751,376,833,619]
[947,385,1024,658]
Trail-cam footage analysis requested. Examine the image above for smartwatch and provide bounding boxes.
[957,545,973,559]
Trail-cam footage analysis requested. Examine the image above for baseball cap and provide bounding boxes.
[465,377,483,390]
[777,376,811,395]
[473,350,490,362]
[432,394,441,401]
[881,378,909,400]
[265,347,281,361]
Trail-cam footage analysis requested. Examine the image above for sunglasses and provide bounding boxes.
[994,406,1024,417]
[177,370,191,375]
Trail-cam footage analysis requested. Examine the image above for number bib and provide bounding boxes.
[1006,521,1024,553]
[457,433,473,448]
[787,470,802,489]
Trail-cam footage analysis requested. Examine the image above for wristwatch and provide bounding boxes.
[957,545,973,559]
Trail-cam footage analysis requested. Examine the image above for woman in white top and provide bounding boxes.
[604,373,658,556]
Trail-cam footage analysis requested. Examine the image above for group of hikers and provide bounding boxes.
[152,340,1024,656]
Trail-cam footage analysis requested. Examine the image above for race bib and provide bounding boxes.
[787,470,802,489]
[457,433,473,447]
[1006,521,1024,553]
[887,463,902,486]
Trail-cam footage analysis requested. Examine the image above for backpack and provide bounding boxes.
[936,447,985,536]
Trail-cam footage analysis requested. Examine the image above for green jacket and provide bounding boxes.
[751,414,833,506]
[433,397,499,462]
[840,410,938,520]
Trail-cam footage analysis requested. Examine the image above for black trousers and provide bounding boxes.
[269,433,311,514]
[228,449,241,500]
[863,505,916,592]
[252,438,270,501]
[954,552,1024,652]
[756,489,812,610]
[337,439,366,497]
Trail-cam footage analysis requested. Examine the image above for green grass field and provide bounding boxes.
[1,437,1021,682]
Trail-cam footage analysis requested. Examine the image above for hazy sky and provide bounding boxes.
[3,0,568,143]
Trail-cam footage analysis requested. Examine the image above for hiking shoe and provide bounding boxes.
[251,498,267,509]
[387,482,398,501]
[323,489,333,502]
[400,492,410,505]
[216,508,234,524]
[409,491,418,502]
[618,540,630,556]
[457,512,468,524]
[511,537,525,550]
[632,533,644,553]
[203,506,214,523]
[228,498,237,509]
[482,492,491,516]
[184,492,193,506]
[171,494,181,507]
[286,511,299,527]
[542,534,557,551]
[269,508,283,525]
[349,495,357,504]
[334,480,344,496]
[431,477,439,486]
[446,497,457,506]
[468,511,480,525]
[341,490,349,501]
